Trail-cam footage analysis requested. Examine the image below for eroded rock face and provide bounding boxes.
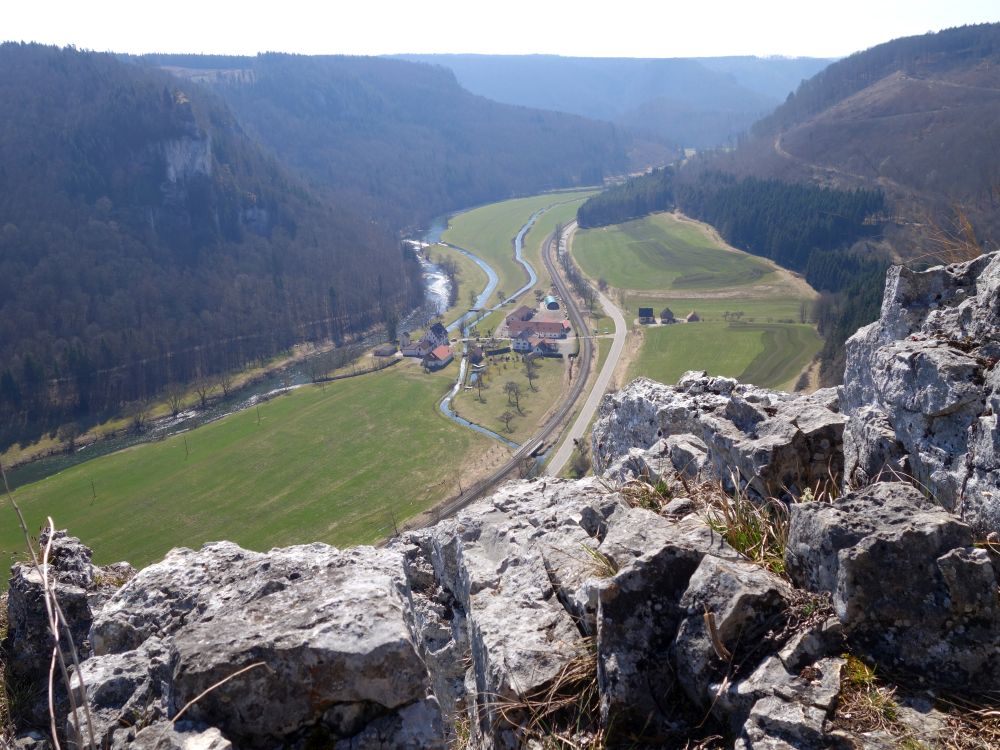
[592,373,847,500]
[786,482,1000,689]
[3,531,134,727]
[83,542,439,749]
[841,252,1000,530]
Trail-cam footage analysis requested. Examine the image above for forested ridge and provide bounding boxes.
[142,53,628,231]
[577,170,887,381]
[752,23,1000,138]
[0,44,423,449]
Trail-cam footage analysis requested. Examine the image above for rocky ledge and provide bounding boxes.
[3,253,998,749]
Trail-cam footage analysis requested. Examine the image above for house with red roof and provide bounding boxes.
[424,344,454,371]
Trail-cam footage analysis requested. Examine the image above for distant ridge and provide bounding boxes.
[703,23,1000,248]
[392,54,832,148]
[141,53,631,230]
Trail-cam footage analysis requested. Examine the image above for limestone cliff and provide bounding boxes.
[5,253,1000,748]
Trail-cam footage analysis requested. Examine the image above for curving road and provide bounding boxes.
[417,220,599,524]
[545,222,627,475]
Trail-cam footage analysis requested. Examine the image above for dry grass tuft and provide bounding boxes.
[701,482,790,575]
[580,545,619,579]
[935,694,1000,750]
[495,638,604,749]
[912,205,989,268]
[835,655,902,735]
[618,477,671,511]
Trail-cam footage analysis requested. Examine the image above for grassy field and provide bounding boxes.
[443,190,595,302]
[574,213,775,292]
[629,322,821,388]
[571,211,822,391]
[452,354,564,443]
[1,363,491,571]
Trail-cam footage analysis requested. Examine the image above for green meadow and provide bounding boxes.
[573,211,821,391]
[2,364,489,570]
[630,322,821,388]
[574,212,775,291]
[443,190,596,300]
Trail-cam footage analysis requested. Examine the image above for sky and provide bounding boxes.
[4,0,998,59]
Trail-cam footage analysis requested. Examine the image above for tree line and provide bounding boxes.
[576,169,888,383]
[0,44,423,450]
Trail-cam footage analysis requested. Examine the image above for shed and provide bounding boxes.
[544,295,560,310]
[685,310,701,323]
[660,307,676,324]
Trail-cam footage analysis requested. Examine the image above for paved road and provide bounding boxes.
[546,221,628,476]
[402,221,598,530]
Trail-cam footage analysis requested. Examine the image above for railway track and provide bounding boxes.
[414,222,594,525]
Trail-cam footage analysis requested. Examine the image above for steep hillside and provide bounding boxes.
[394,54,831,148]
[0,44,422,448]
[709,23,1000,246]
[143,54,629,229]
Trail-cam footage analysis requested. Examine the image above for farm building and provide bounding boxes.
[512,330,535,353]
[660,307,676,324]
[530,337,560,356]
[685,310,701,323]
[427,322,449,346]
[506,305,535,324]
[508,318,570,339]
[401,322,450,357]
[544,295,560,310]
[638,307,656,324]
[401,337,433,357]
[424,344,454,371]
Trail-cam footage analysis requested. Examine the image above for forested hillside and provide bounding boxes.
[579,24,1000,384]
[143,54,629,230]
[710,23,1000,245]
[0,44,423,449]
[394,54,831,149]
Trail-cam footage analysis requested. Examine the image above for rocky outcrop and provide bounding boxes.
[592,372,846,499]
[3,531,133,728]
[2,484,845,749]
[841,251,1000,530]
[77,542,440,749]
[787,481,1000,690]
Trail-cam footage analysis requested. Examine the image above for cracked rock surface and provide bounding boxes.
[842,251,1000,530]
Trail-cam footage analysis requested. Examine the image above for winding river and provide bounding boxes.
[435,207,548,448]
[5,205,550,490]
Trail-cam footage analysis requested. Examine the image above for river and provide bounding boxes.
[5,216,464,491]
[6,205,553,490]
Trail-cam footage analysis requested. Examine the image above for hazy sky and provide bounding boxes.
[5,0,998,59]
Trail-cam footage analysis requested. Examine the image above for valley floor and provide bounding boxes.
[573,211,822,391]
